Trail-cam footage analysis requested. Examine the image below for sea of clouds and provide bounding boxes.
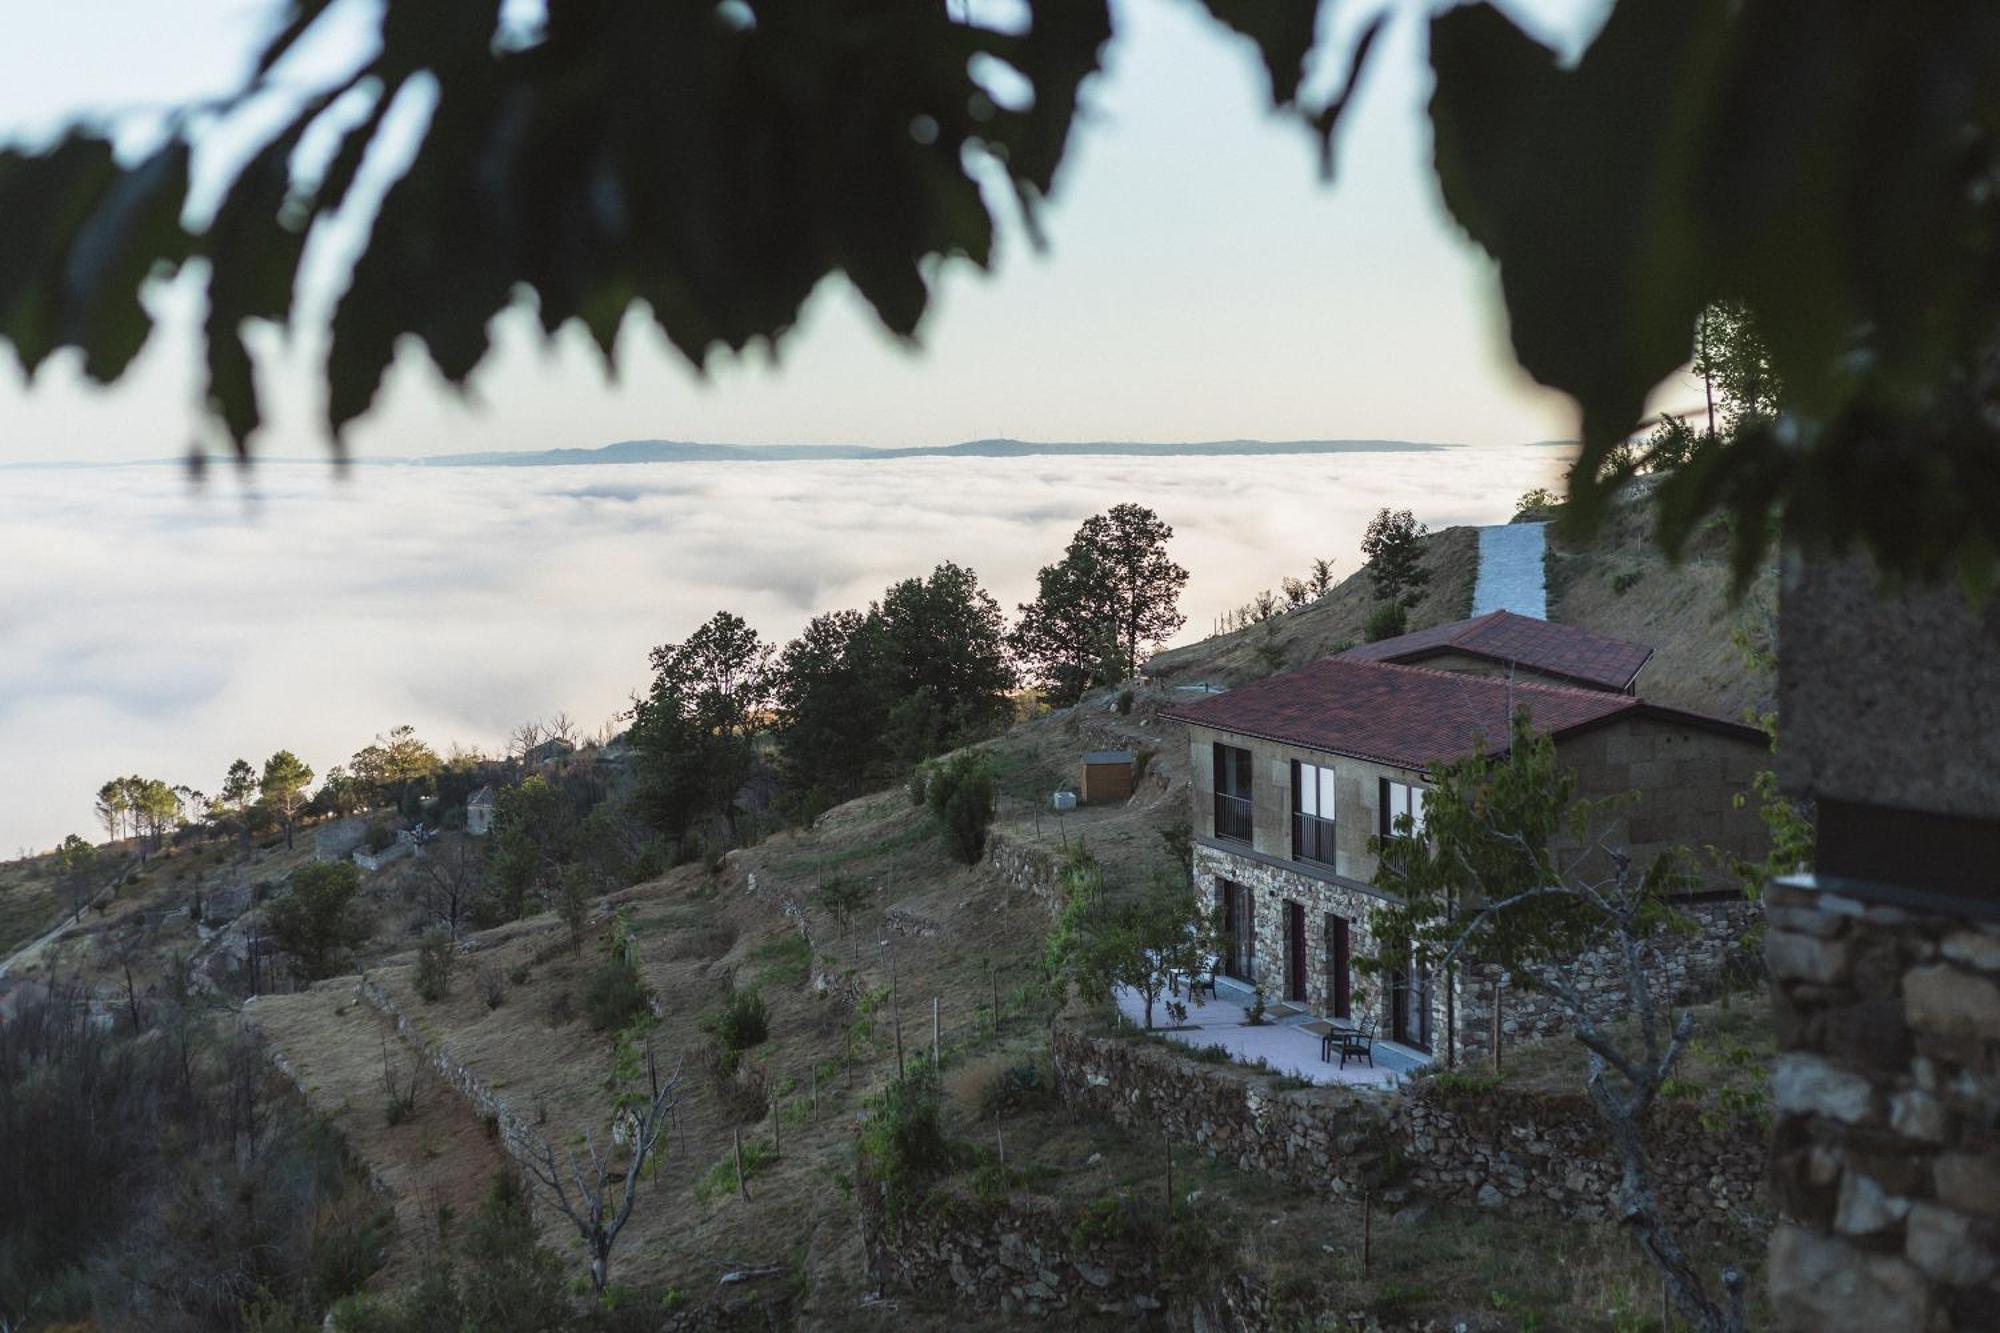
[0,444,1566,854]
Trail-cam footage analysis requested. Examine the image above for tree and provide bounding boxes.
[259,751,315,850]
[266,861,366,980]
[485,775,572,919]
[1360,508,1431,610]
[1366,713,1745,1333]
[417,835,485,939]
[1691,301,1781,438]
[95,777,135,842]
[873,562,1017,763]
[1042,847,1214,1030]
[924,752,997,865]
[519,1042,684,1296]
[218,758,257,816]
[1308,557,1338,599]
[628,611,774,845]
[349,724,441,813]
[1013,504,1188,703]
[457,1173,568,1332]
[54,834,98,922]
[775,609,891,803]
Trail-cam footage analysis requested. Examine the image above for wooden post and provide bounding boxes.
[894,1011,904,1078]
[773,1108,782,1159]
[1363,1192,1372,1276]
[991,963,1001,1036]
[996,1127,1006,1165]
[932,995,940,1067]
[1491,978,1503,1075]
[734,1128,750,1201]
[810,1065,818,1117]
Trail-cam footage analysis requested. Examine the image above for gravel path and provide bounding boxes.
[1472,521,1549,619]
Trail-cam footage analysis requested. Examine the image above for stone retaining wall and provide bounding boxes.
[1763,878,2000,1331]
[986,832,1064,911]
[1050,1025,1765,1235]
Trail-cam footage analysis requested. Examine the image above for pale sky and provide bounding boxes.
[0,0,1615,463]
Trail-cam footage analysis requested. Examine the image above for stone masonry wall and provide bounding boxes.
[1763,878,2000,1331]
[1050,1025,1765,1235]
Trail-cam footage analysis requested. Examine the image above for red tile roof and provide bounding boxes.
[1339,610,1653,692]
[1162,658,1686,770]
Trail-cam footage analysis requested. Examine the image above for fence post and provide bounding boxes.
[734,1128,750,1201]
[1491,977,1504,1074]
[932,995,941,1067]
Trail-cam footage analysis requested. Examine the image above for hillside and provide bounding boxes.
[1146,525,1481,687]
[1148,487,1774,722]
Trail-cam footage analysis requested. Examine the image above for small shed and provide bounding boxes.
[466,786,496,836]
[1080,750,1135,804]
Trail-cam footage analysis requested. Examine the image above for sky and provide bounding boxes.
[0,0,1622,853]
[0,0,1615,464]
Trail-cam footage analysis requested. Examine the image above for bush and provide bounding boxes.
[1611,569,1644,595]
[857,1066,963,1216]
[1115,688,1134,715]
[809,875,871,936]
[1363,602,1408,642]
[365,819,396,854]
[695,1041,771,1123]
[630,838,669,883]
[414,929,455,1002]
[925,752,995,864]
[583,956,651,1031]
[706,982,769,1057]
[906,765,929,807]
[945,1054,1046,1121]
[475,963,505,1010]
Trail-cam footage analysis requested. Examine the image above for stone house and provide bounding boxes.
[1160,648,1768,1067]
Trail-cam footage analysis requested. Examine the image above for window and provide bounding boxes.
[1379,778,1427,839]
[1292,760,1337,866]
[1212,743,1252,842]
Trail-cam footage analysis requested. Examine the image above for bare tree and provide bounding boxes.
[519,1044,685,1295]
[545,711,579,746]
[508,718,547,760]
[417,835,486,939]
[1429,831,1747,1333]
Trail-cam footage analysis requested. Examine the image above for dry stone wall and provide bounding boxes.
[1050,1026,1765,1235]
[1764,878,2000,1332]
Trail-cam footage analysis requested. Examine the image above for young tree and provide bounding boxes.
[1308,556,1338,599]
[519,1041,684,1296]
[266,861,366,980]
[418,835,486,938]
[1042,848,1213,1030]
[259,750,315,849]
[628,611,774,845]
[1013,503,1188,703]
[1367,713,1745,1333]
[1360,507,1431,610]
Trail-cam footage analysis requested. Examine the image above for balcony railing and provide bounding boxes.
[1213,792,1252,843]
[1293,812,1337,867]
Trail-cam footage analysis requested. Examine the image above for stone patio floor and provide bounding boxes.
[1111,977,1429,1089]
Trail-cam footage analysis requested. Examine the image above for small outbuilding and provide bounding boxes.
[1080,750,1135,804]
[466,786,496,836]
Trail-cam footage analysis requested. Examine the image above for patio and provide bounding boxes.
[1111,976,1429,1088]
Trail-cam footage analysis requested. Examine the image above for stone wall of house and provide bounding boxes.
[1763,878,2000,1331]
[1049,1025,1766,1235]
[1194,841,1763,1069]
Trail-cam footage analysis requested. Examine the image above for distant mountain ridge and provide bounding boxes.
[410,437,1454,467]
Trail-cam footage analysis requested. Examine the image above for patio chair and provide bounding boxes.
[1321,1015,1376,1068]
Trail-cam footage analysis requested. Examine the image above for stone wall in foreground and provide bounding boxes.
[1764,878,2000,1331]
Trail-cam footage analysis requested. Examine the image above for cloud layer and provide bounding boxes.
[0,445,1564,853]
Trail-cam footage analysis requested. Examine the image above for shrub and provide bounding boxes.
[1246,987,1268,1025]
[1611,569,1644,595]
[475,963,505,1010]
[544,990,575,1027]
[857,1067,963,1216]
[630,838,670,884]
[1363,602,1408,643]
[1515,486,1562,516]
[365,819,397,854]
[692,1137,778,1203]
[414,928,455,1002]
[695,1041,771,1123]
[583,955,652,1031]
[706,982,770,1057]
[946,1054,1046,1121]
[906,765,929,807]
[810,875,871,936]
[267,861,368,980]
[1115,688,1135,715]
[506,960,531,986]
[925,752,995,864]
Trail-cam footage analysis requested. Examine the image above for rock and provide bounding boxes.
[1835,1171,1911,1235]
[1769,904,1846,938]
[1074,1261,1112,1289]
[1906,1202,1998,1286]
[1941,930,2000,973]
[1774,1053,1878,1124]
[1768,1225,1932,1332]
[1904,965,2000,1043]
[1475,1183,1504,1208]
[1889,1090,1948,1144]
[1934,1153,2000,1220]
[1768,930,1853,985]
